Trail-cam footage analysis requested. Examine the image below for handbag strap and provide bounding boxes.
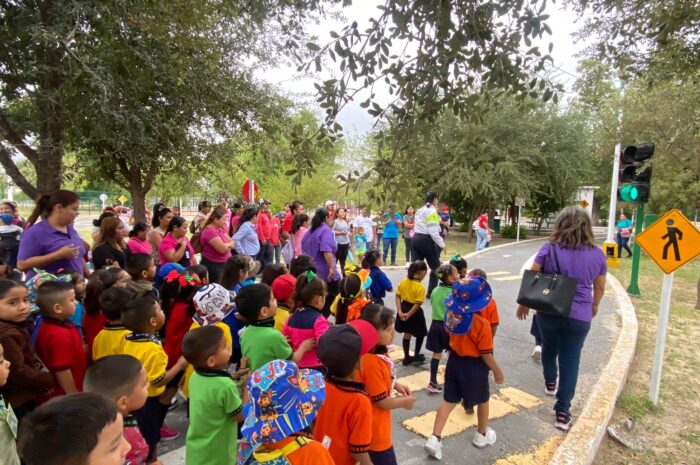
[548,242,563,275]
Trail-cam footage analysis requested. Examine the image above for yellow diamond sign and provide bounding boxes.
[118,195,128,204]
[635,209,700,274]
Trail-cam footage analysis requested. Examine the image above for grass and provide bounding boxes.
[593,252,700,465]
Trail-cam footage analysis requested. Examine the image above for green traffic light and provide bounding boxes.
[620,184,639,202]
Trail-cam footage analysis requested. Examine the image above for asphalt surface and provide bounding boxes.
[160,238,620,464]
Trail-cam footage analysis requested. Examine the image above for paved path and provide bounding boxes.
[161,239,620,464]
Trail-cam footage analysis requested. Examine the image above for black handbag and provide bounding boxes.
[517,243,577,318]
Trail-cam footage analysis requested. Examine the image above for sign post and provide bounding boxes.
[242,180,258,204]
[635,209,700,405]
[515,197,525,242]
[626,202,645,296]
[99,193,108,211]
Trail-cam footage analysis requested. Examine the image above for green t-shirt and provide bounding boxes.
[0,396,20,465]
[241,324,293,372]
[186,370,243,465]
[430,284,453,321]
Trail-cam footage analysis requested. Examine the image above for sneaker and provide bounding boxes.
[413,354,426,364]
[402,356,414,366]
[168,396,179,411]
[531,345,542,361]
[427,382,442,394]
[424,435,443,460]
[159,424,180,441]
[472,427,497,448]
[555,412,572,431]
[545,382,557,396]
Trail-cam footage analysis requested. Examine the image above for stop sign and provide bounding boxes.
[242,180,259,203]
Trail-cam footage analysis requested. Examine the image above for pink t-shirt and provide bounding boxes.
[127,237,151,255]
[158,234,195,266]
[292,226,308,257]
[200,226,232,263]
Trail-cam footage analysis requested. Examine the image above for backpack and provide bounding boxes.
[472,219,480,230]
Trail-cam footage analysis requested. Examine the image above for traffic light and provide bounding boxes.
[618,143,654,203]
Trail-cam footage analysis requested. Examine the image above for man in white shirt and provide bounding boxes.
[352,207,376,248]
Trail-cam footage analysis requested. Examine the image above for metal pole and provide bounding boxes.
[249,180,255,205]
[516,205,521,242]
[649,272,674,405]
[627,202,645,295]
[606,143,621,243]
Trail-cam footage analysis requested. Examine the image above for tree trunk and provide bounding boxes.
[127,162,158,224]
[696,277,700,310]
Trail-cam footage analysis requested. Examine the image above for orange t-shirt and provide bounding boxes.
[448,314,493,358]
[313,378,372,465]
[251,436,335,465]
[357,353,394,451]
[480,298,500,329]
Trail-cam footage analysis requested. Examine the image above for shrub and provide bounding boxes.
[499,224,528,239]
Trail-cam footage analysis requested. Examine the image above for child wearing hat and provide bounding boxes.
[240,360,333,465]
[270,274,296,331]
[313,320,379,465]
[468,269,500,336]
[424,277,505,460]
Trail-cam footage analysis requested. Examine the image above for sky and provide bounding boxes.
[262,1,590,137]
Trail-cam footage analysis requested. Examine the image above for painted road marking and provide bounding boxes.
[487,271,511,276]
[402,387,541,438]
[494,275,523,281]
[493,436,563,464]
[396,365,446,392]
[388,345,403,362]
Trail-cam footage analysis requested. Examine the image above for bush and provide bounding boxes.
[500,224,528,239]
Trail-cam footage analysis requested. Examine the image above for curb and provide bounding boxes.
[549,272,638,465]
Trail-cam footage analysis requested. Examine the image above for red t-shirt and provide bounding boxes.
[82,312,108,362]
[35,318,87,402]
[257,211,272,242]
[163,301,192,369]
[282,213,293,233]
[270,217,281,246]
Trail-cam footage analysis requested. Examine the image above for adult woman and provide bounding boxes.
[199,206,235,283]
[475,210,494,251]
[18,190,87,279]
[412,192,444,297]
[0,200,25,227]
[159,216,197,268]
[290,213,309,258]
[332,208,351,270]
[148,204,173,270]
[301,208,341,316]
[233,207,260,257]
[616,213,633,258]
[91,211,115,245]
[191,200,212,235]
[516,206,606,431]
[91,216,128,269]
[127,222,152,255]
[402,205,415,263]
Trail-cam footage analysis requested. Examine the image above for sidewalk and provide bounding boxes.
[161,239,622,465]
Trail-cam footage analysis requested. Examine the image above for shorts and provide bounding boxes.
[369,446,398,465]
[443,354,489,408]
[426,320,449,353]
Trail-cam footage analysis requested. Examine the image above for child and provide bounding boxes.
[92,287,133,361]
[17,392,131,465]
[221,255,259,365]
[83,267,132,358]
[84,355,153,465]
[0,342,20,465]
[238,283,313,372]
[187,264,210,285]
[261,263,288,286]
[395,260,429,366]
[183,326,249,465]
[332,272,371,324]
[427,263,459,394]
[290,213,309,258]
[0,212,22,268]
[424,277,504,460]
[128,222,153,255]
[282,271,330,370]
[34,280,85,402]
[0,280,54,419]
[288,254,315,277]
[358,304,416,465]
[449,255,468,279]
[61,270,86,334]
[120,294,188,463]
[126,253,158,298]
[469,269,500,337]
[363,248,393,305]
[313,321,378,465]
[354,226,368,260]
[240,360,333,465]
[270,274,295,331]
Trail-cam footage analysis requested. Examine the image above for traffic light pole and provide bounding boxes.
[626,202,645,296]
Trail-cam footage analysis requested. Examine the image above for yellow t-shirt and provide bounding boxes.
[396,278,426,304]
[181,321,233,398]
[274,306,290,332]
[120,334,168,397]
[92,323,131,361]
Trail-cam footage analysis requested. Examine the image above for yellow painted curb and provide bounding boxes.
[549,273,638,465]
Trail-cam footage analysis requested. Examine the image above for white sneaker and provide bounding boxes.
[532,345,542,361]
[472,427,497,448]
[424,435,443,460]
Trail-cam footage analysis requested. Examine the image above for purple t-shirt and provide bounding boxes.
[301,223,340,283]
[534,242,607,322]
[200,226,232,263]
[18,220,86,279]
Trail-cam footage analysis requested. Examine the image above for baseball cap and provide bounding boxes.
[317,321,378,376]
[324,200,334,206]
[388,202,395,209]
[192,283,236,326]
[443,277,493,335]
[271,274,296,302]
[442,205,449,211]
[157,263,185,281]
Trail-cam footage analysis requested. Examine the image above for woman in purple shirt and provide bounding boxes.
[517,206,607,432]
[18,190,88,278]
[301,208,340,317]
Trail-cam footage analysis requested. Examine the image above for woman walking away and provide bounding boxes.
[412,192,444,297]
[517,206,606,431]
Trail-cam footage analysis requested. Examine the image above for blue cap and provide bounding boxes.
[443,277,492,335]
[157,263,185,280]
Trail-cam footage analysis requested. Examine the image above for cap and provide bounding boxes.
[442,205,449,211]
[388,202,395,209]
[444,277,492,335]
[271,274,296,302]
[241,360,325,448]
[157,263,185,280]
[192,283,236,326]
[324,200,334,206]
[259,198,270,205]
[317,322,378,376]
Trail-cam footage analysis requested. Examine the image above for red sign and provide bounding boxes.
[242,180,259,203]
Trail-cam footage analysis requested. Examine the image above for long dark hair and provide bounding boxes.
[361,248,381,269]
[202,205,227,230]
[221,255,249,290]
[151,203,172,229]
[335,274,362,324]
[95,216,126,250]
[129,221,149,238]
[84,268,127,316]
[238,207,258,226]
[291,213,309,234]
[0,279,26,300]
[361,303,395,354]
[309,208,329,231]
[550,206,597,249]
[27,190,80,226]
[166,216,187,234]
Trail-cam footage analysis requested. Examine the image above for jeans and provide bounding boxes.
[537,312,591,415]
[476,228,488,250]
[403,237,413,262]
[382,237,398,264]
[617,234,632,257]
[412,233,441,296]
[273,244,281,264]
[257,243,273,273]
[376,233,383,250]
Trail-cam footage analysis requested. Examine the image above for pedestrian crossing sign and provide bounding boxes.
[635,209,700,274]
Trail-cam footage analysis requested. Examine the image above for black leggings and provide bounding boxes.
[411,233,441,296]
[336,243,350,270]
[404,237,413,262]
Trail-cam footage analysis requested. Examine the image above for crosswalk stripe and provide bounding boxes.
[395,365,446,392]
[486,271,511,276]
[401,387,541,438]
[494,275,523,281]
[493,436,563,464]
